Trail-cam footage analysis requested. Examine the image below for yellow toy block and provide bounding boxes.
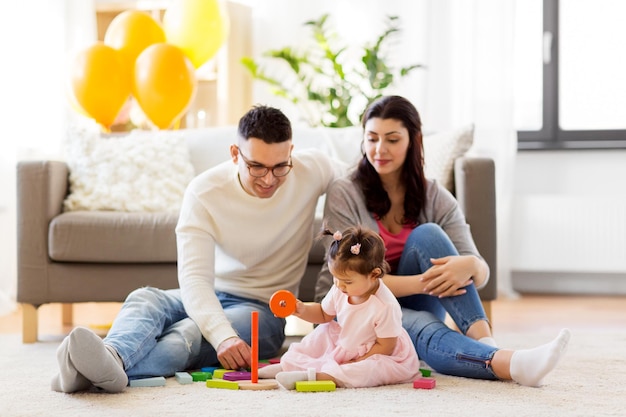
[212,369,234,379]
[295,380,336,392]
[206,379,239,390]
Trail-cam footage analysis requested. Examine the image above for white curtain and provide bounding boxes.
[242,0,518,296]
[422,0,518,297]
[0,0,96,316]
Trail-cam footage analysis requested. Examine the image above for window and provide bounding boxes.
[515,0,626,150]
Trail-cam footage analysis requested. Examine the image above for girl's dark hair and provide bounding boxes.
[352,95,427,225]
[322,226,389,277]
[238,104,292,144]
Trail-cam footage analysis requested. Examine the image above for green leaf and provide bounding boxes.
[239,13,422,128]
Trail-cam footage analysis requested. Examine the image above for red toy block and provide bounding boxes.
[413,377,436,389]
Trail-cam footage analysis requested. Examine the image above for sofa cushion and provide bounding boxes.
[49,211,178,262]
[423,125,474,191]
[63,121,195,212]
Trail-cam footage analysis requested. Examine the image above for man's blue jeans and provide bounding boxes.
[104,288,286,379]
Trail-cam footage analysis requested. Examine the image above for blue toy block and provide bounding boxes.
[129,376,166,387]
[175,372,193,384]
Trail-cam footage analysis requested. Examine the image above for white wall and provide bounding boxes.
[236,0,428,127]
[0,0,95,315]
[511,150,626,294]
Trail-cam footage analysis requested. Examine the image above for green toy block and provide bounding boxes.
[295,381,336,392]
[420,368,432,377]
[191,371,212,382]
[206,379,239,390]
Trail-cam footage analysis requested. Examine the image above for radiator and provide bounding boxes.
[511,195,626,273]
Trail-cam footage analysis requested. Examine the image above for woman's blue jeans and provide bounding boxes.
[396,223,498,380]
[104,288,286,379]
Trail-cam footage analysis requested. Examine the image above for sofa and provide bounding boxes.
[17,124,497,343]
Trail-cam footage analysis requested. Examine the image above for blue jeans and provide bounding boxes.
[396,223,498,380]
[104,288,286,379]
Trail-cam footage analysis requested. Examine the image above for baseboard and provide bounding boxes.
[512,271,626,295]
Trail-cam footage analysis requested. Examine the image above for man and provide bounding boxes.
[51,105,339,393]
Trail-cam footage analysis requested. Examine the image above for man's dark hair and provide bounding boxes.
[238,105,292,144]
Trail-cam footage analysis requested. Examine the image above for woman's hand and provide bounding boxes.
[420,255,476,298]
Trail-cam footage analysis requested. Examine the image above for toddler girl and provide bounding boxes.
[259,226,422,389]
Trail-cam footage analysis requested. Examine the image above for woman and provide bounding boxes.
[316,95,570,386]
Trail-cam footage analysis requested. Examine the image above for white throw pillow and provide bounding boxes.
[424,125,474,191]
[63,121,195,212]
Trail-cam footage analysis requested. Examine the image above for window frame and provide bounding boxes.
[517,0,626,150]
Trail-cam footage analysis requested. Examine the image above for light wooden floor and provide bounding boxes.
[1,295,625,340]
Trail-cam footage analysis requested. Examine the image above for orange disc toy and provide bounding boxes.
[269,290,297,318]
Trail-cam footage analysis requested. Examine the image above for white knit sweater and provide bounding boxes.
[176,149,337,348]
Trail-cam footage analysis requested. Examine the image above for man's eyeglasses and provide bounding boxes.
[237,147,293,177]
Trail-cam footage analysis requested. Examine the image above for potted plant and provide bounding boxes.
[241,14,422,127]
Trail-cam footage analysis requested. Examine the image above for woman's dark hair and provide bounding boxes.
[238,104,292,144]
[352,95,427,225]
[322,226,389,277]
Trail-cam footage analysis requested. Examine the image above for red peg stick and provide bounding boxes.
[251,310,259,383]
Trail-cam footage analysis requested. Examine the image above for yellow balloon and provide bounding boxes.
[70,42,131,129]
[133,43,197,129]
[104,10,166,72]
[163,0,230,68]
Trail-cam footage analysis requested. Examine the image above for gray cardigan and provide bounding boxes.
[315,175,488,301]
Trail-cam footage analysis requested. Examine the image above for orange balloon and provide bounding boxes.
[133,43,197,129]
[104,10,166,71]
[70,42,131,129]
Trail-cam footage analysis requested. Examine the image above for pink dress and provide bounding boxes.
[280,281,421,388]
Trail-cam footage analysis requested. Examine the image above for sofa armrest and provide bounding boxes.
[453,157,497,301]
[17,160,69,304]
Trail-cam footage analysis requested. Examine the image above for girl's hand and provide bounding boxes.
[294,299,305,315]
[420,256,475,298]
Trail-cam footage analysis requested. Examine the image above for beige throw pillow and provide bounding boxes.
[63,122,195,212]
[423,125,474,191]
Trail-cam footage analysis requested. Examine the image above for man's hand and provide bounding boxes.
[216,337,251,370]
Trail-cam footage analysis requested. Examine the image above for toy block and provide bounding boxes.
[224,371,252,381]
[129,376,166,387]
[201,366,219,374]
[191,371,212,382]
[212,369,234,379]
[413,377,436,389]
[238,380,279,390]
[175,372,193,384]
[206,379,239,390]
[268,358,281,364]
[295,381,336,392]
[419,368,432,377]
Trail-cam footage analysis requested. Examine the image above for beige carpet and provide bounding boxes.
[1,330,624,417]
